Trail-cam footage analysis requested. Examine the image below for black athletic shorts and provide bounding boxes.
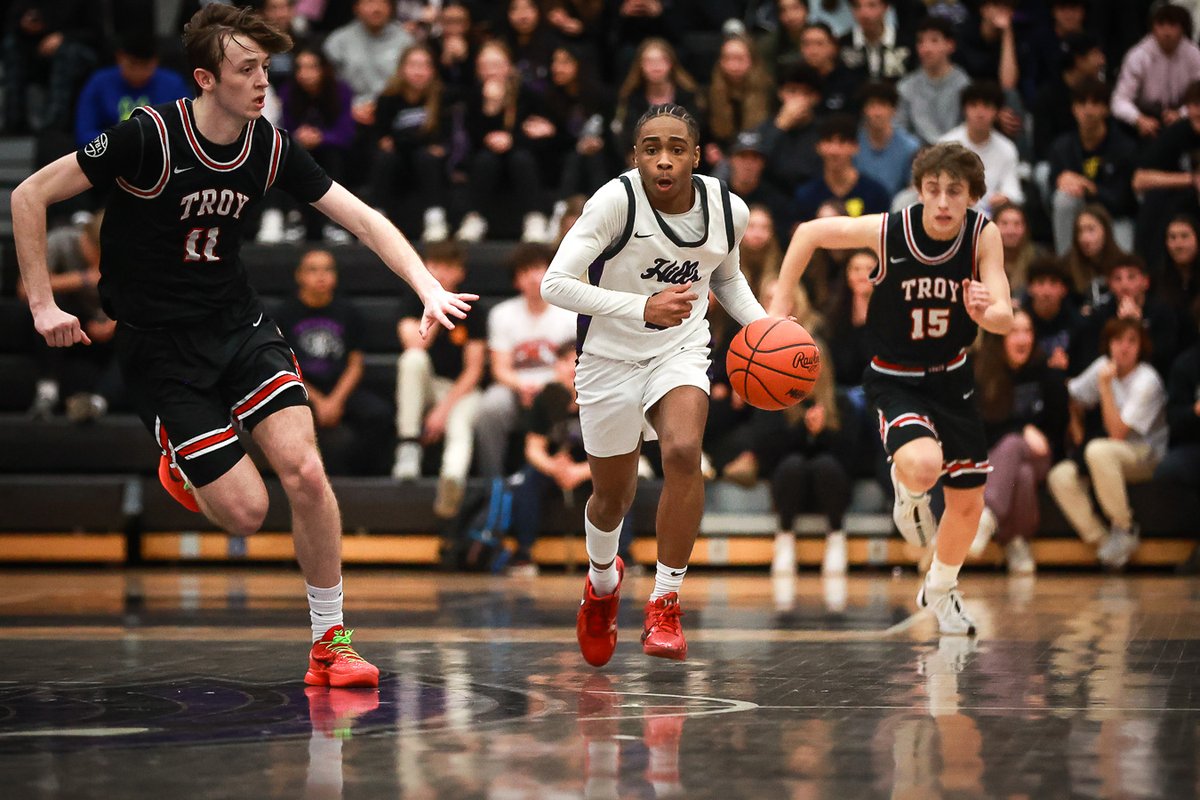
[116,305,308,487]
[862,354,991,489]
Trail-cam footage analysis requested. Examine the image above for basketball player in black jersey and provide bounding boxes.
[12,5,477,685]
[769,143,1013,635]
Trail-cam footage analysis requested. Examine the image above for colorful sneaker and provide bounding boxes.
[305,626,380,688]
[642,593,687,660]
[916,581,977,636]
[305,685,380,738]
[158,454,200,512]
[577,557,624,667]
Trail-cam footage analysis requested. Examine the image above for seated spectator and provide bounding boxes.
[939,80,1023,214]
[322,0,413,129]
[994,202,1043,295]
[457,40,550,243]
[1112,4,1200,141]
[838,0,912,83]
[800,21,864,116]
[610,0,681,82]
[973,308,1068,574]
[753,64,824,198]
[826,248,876,387]
[74,34,189,149]
[502,0,560,97]
[3,0,99,134]
[854,80,919,197]
[1026,0,1089,100]
[802,199,854,309]
[611,38,700,157]
[475,243,577,477]
[1072,255,1181,379]
[758,0,809,82]
[21,212,122,422]
[510,342,633,575]
[280,46,356,243]
[1047,78,1137,256]
[1160,214,1200,345]
[275,249,393,476]
[1133,82,1200,270]
[895,15,970,145]
[703,34,774,172]
[543,0,607,56]
[727,132,794,234]
[952,0,1026,141]
[392,242,485,518]
[793,114,891,223]
[1062,203,1124,310]
[1031,32,1106,162]
[1154,342,1200,510]
[1048,317,1169,569]
[370,44,451,243]
[429,2,478,95]
[740,204,785,291]
[544,44,614,202]
[1023,257,1081,374]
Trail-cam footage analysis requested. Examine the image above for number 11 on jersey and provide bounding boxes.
[184,227,221,262]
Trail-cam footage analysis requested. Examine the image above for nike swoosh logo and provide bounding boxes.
[669,570,685,577]
[173,165,193,174]
[252,313,263,327]
[634,232,654,238]
[889,256,907,264]
[962,390,974,399]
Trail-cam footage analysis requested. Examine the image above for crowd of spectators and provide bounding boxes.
[6,0,1200,575]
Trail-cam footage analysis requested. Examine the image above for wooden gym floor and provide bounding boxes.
[1,568,1199,798]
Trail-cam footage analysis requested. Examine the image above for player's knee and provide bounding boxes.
[899,455,941,493]
[590,486,635,524]
[947,489,984,518]
[659,440,702,477]
[225,494,268,537]
[279,449,329,500]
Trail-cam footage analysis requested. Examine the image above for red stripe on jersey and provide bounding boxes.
[177,98,255,171]
[177,427,238,458]
[232,373,303,418]
[265,127,283,191]
[872,212,888,285]
[116,106,171,198]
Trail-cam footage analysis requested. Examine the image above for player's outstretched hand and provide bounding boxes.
[961,279,991,323]
[34,305,90,348]
[419,288,479,339]
[644,283,699,328]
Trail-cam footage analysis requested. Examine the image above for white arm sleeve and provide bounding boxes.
[541,180,648,322]
[710,195,768,327]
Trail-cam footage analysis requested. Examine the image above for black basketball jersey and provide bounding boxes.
[76,98,332,328]
[866,203,988,369]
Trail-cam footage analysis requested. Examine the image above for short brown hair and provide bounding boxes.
[423,240,466,267]
[183,5,292,93]
[1100,317,1151,361]
[509,242,554,276]
[911,142,987,202]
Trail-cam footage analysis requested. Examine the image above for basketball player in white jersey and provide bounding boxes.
[541,104,767,665]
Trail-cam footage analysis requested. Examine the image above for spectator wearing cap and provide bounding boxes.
[1112,4,1200,140]
[1132,80,1200,268]
[74,33,189,148]
[754,63,825,198]
[939,80,1023,215]
[838,0,912,83]
[1031,31,1106,161]
[1047,78,1137,256]
[895,15,971,145]
[793,113,891,224]
[728,131,793,232]
[853,80,918,197]
[799,22,864,115]
[1022,257,1081,374]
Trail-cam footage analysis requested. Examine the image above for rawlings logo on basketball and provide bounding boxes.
[84,133,108,157]
[792,351,820,370]
[641,258,700,285]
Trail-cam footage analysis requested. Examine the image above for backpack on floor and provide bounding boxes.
[441,476,519,572]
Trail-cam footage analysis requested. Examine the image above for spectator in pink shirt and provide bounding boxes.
[1111,4,1200,139]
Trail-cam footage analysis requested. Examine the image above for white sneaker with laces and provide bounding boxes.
[771,532,796,576]
[521,211,549,243]
[822,530,847,576]
[969,506,997,557]
[1005,538,1036,575]
[456,211,488,242]
[891,464,936,548]
[422,206,449,242]
[917,580,977,636]
[1098,524,1139,569]
[391,441,422,481]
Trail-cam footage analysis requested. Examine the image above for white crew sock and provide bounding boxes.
[650,561,686,601]
[925,556,961,593]
[586,503,622,596]
[307,579,344,642]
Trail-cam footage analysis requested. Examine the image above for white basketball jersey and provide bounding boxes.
[576,169,737,362]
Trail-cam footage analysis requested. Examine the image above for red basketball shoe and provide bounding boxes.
[576,557,624,667]
[158,454,200,512]
[641,593,687,660]
[305,626,380,688]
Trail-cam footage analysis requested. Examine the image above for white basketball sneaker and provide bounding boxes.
[916,579,977,636]
[891,464,936,548]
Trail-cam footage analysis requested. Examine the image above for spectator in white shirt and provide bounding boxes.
[939,80,1023,214]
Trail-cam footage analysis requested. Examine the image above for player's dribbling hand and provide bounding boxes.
[34,305,90,347]
[419,288,479,339]
[961,279,991,323]
[644,283,698,328]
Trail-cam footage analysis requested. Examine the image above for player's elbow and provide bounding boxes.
[539,272,560,305]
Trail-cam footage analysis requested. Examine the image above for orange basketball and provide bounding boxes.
[726,318,821,410]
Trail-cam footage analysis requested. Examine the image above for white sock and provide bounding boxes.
[307,579,344,642]
[925,556,961,592]
[586,503,622,596]
[650,561,686,601]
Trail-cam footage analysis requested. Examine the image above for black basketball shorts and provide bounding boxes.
[862,360,991,489]
[116,311,308,487]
